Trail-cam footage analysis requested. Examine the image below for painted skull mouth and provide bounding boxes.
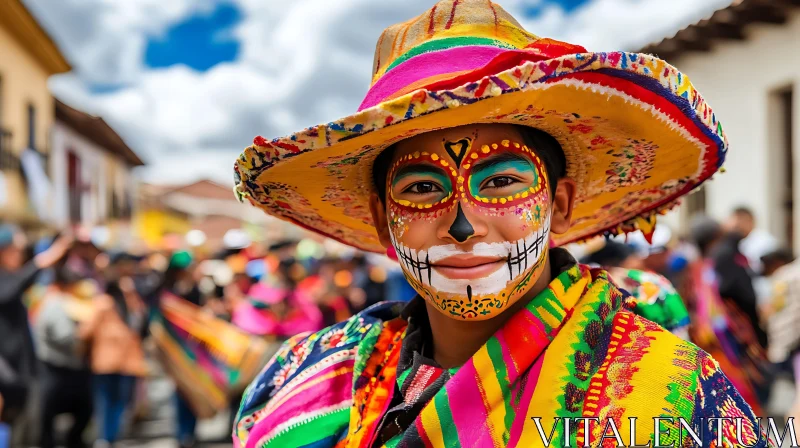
[391,216,550,296]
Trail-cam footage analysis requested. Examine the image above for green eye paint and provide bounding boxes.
[468,159,538,198]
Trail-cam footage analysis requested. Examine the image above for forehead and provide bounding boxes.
[391,124,525,163]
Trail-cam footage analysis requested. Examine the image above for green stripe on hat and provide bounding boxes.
[385,36,516,75]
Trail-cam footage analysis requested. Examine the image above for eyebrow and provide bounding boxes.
[392,163,449,184]
[471,152,532,174]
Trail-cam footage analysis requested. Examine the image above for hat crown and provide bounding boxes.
[370,0,538,85]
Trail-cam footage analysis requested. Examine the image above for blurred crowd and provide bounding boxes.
[576,206,798,426]
[0,224,414,448]
[2,205,800,447]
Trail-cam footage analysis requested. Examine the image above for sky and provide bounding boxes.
[24,0,733,185]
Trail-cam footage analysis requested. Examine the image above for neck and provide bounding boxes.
[425,257,553,369]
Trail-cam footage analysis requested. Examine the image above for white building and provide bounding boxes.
[50,99,144,229]
[642,0,800,253]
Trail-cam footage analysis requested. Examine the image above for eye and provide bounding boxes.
[405,181,443,195]
[481,176,519,190]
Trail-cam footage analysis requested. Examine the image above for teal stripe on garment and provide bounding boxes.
[435,389,462,448]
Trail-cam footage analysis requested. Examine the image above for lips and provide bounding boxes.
[432,255,506,279]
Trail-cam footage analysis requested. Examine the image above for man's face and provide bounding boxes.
[0,233,26,270]
[0,245,23,270]
[731,213,755,238]
[380,124,553,320]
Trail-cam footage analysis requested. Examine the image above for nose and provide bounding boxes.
[438,202,487,243]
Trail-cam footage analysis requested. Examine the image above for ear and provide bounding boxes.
[369,193,393,249]
[550,178,577,235]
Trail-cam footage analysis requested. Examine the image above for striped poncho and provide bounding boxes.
[234,263,770,447]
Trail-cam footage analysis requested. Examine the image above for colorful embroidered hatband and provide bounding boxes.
[234,264,769,447]
[235,0,728,252]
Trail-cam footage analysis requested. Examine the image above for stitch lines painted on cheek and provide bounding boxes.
[387,138,552,320]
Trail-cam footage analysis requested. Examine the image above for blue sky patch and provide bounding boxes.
[522,0,592,17]
[144,2,242,71]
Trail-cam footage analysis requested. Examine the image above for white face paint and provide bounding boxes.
[391,215,550,296]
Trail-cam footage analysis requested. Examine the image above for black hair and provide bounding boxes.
[689,215,723,257]
[54,263,83,286]
[371,125,566,203]
[761,248,795,266]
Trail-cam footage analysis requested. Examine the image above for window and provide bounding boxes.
[769,86,795,249]
[27,103,36,149]
[685,186,707,217]
[67,150,81,223]
[779,88,794,249]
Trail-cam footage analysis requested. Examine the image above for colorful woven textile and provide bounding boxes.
[151,293,277,419]
[608,267,691,339]
[234,0,727,252]
[234,264,769,447]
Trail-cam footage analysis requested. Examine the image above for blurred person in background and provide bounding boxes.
[714,207,768,350]
[162,251,202,448]
[307,257,355,327]
[762,252,800,435]
[36,262,93,448]
[735,207,780,275]
[83,252,147,447]
[582,240,691,340]
[234,257,323,337]
[755,248,795,318]
[0,224,72,440]
[81,252,149,447]
[686,216,769,414]
[164,250,203,306]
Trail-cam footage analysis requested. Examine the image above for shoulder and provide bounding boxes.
[234,302,405,444]
[608,311,764,442]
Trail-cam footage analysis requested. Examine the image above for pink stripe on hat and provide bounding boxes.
[358,45,507,111]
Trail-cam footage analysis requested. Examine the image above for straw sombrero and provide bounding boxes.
[234,0,727,253]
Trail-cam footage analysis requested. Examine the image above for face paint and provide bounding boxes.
[387,136,551,320]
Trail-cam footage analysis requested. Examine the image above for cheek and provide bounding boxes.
[467,190,551,240]
[388,202,449,248]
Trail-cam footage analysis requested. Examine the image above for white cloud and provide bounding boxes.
[518,0,734,51]
[33,0,733,185]
[24,0,218,84]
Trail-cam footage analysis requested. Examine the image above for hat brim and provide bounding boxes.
[235,52,726,253]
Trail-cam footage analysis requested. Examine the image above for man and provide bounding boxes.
[765,257,800,437]
[713,207,768,349]
[35,263,94,448]
[232,1,769,446]
[0,225,72,437]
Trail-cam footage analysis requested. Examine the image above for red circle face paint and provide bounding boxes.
[387,131,552,321]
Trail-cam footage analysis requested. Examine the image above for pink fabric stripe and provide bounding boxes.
[447,361,495,447]
[253,359,354,431]
[508,355,545,448]
[358,46,507,111]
